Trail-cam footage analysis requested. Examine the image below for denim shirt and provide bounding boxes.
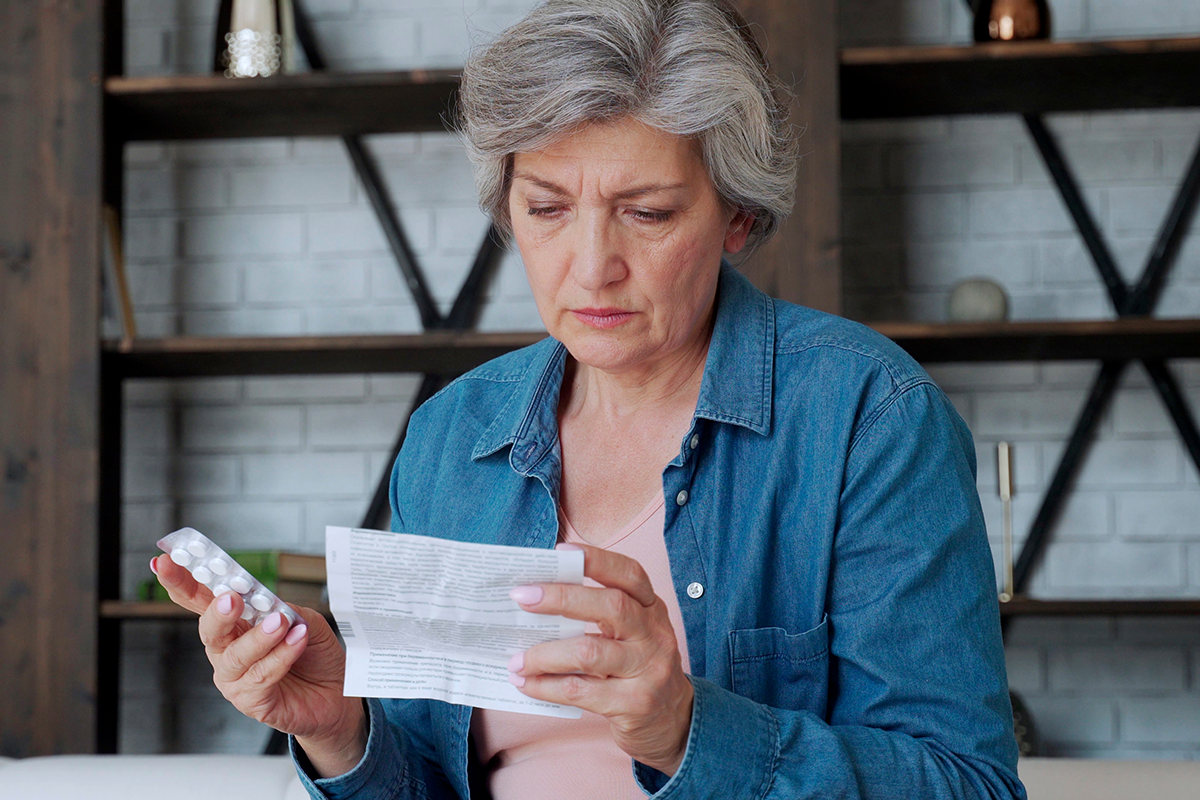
[293,266,1025,800]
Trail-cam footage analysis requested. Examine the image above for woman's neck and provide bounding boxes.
[559,329,711,427]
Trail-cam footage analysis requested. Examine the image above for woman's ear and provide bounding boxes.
[723,211,754,254]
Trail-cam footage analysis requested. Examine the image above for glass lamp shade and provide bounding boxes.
[214,0,297,78]
[973,0,1051,43]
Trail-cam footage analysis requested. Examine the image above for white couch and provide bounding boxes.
[3,753,1200,799]
[0,754,308,800]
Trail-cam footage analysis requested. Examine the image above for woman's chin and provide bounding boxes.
[558,330,650,374]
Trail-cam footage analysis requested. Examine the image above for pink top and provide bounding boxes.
[470,490,690,799]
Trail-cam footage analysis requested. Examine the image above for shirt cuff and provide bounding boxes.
[634,676,779,799]
[291,697,412,799]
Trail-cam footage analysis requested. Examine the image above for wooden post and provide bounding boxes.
[0,0,104,755]
[737,0,842,314]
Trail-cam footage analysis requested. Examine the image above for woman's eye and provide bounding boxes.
[629,208,672,223]
[527,205,564,217]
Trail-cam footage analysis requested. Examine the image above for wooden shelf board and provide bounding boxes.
[1000,598,1200,616]
[100,601,194,619]
[873,317,1200,362]
[105,38,1200,141]
[105,70,460,141]
[104,598,1200,619]
[102,330,547,378]
[841,36,1200,119]
[101,319,1200,378]
[101,600,331,620]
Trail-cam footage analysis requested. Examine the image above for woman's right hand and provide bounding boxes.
[153,554,368,777]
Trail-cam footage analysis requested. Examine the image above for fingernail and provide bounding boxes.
[507,672,526,688]
[217,593,234,616]
[510,585,543,605]
[507,652,524,673]
[149,557,158,575]
[285,623,308,646]
[555,543,583,551]
[261,611,283,634]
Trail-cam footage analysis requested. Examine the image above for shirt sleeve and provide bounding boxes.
[291,698,462,800]
[634,381,1026,799]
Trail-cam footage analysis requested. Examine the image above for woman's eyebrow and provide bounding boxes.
[511,172,569,196]
[511,171,688,200]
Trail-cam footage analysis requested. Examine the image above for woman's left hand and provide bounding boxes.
[508,543,693,776]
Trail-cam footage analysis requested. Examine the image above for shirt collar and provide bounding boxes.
[472,263,775,470]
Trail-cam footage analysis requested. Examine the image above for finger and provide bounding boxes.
[513,581,651,640]
[198,590,252,657]
[154,554,215,615]
[211,608,304,686]
[513,634,637,680]
[510,671,614,716]
[561,543,657,607]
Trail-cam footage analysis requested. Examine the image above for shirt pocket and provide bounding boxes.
[728,616,830,717]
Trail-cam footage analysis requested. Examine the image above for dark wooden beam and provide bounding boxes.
[1000,598,1200,617]
[99,318,1200,379]
[0,0,103,756]
[842,37,1200,120]
[102,331,547,379]
[874,318,1200,363]
[737,0,842,314]
[102,38,1200,142]
[105,70,460,141]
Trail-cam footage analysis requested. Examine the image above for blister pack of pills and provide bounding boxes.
[157,527,299,629]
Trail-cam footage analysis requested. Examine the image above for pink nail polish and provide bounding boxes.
[507,672,526,688]
[149,557,158,575]
[510,585,543,605]
[555,542,583,551]
[507,652,524,673]
[217,593,234,616]
[285,624,308,646]
[261,611,282,634]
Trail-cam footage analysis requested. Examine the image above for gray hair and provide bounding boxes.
[457,0,798,254]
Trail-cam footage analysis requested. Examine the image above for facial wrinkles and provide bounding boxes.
[516,165,696,306]
[509,119,736,388]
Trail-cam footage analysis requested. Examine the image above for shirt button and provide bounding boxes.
[687,582,704,599]
[689,434,700,450]
[676,490,689,506]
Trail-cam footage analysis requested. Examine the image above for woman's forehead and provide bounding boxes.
[511,118,705,194]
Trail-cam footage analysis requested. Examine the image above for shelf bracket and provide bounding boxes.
[1010,116,1200,594]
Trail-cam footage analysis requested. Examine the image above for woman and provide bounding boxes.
[155,1,1025,797]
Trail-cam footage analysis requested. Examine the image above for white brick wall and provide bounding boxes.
[118,0,1200,759]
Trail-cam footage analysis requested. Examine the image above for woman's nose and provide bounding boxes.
[571,215,626,291]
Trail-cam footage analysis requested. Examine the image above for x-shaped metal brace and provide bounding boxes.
[285,1,510,532]
[1011,115,1200,594]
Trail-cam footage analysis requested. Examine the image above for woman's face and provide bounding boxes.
[508,118,751,376]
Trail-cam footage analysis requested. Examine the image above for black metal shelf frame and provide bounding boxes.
[1011,117,1200,597]
[99,0,507,754]
[931,4,1200,613]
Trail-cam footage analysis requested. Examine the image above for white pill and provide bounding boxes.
[186,540,208,558]
[241,605,256,621]
[192,566,213,584]
[250,594,273,612]
[170,548,192,567]
[212,584,233,596]
[208,559,229,576]
[229,575,253,594]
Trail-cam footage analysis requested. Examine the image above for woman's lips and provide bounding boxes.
[571,308,635,329]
